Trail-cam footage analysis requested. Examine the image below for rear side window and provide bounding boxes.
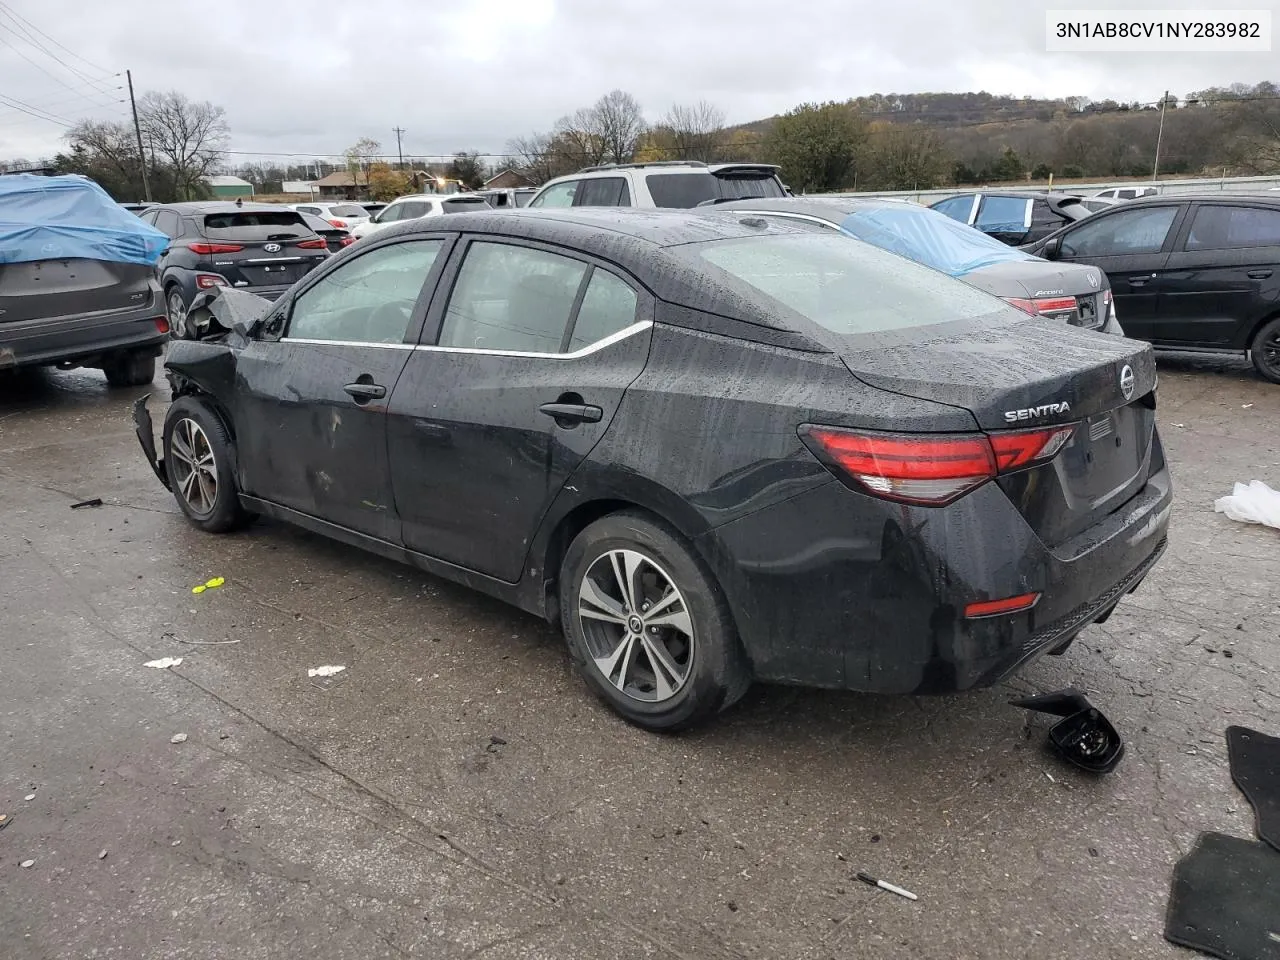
[530,180,580,207]
[1185,205,1280,250]
[975,197,1031,233]
[296,206,321,216]
[327,204,367,218]
[568,270,638,350]
[202,211,309,240]
[687,234,1006,335]
[575,177,631,207]
[645,172,782,208]
[439,242,588,352]
[1060,206,1179,257]
[441,197,489,213]
[287,239,443,344]
[931,195,976,223]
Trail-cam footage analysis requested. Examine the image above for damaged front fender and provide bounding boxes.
[133,393,170,490]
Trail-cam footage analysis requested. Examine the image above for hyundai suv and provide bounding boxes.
[527,161,788,209]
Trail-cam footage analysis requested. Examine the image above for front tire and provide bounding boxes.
[162,396,249,533]
[102,350,155,387]
[559,511,750,732]
[167,287,189,339]
[1250,317,1280,384]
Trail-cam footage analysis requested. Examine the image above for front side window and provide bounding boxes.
[686,234,1006,336]
[287,239,443,343]
[975,197,1031,233]
[1060,205,1179,257]
[375,203,404,223]
[438,242,588,352]
[530,180,580,208]
[1185,205,1280,250]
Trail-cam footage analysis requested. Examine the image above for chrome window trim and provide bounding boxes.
[282,319,653,358]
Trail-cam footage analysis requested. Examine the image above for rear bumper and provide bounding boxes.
[698,442,1173,695]
[0,303,169,370]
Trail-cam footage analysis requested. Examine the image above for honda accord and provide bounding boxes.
[133,209,1172,731]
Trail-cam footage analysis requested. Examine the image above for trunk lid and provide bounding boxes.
[842,321,1159,544]
[0,259,156,324]
[965,260,1110,330]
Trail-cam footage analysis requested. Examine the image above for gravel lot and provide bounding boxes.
[1,352,1277,959]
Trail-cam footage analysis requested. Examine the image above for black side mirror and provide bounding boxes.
[1042,236,1062,260]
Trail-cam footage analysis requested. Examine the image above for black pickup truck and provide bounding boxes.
[1,174,170,386]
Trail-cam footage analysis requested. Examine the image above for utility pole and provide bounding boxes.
[393,127,405,170]
[127,70,152,202]
[1152,89,1169,181]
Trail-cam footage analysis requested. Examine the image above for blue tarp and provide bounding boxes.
[838,204,1040,277]
[0,173,168,266]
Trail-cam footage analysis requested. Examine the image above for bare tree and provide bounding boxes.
[553,108,609,167]
[344,137,381,195]
[660,101,728,162]
[138,91,228,200]
[593,90,646,165]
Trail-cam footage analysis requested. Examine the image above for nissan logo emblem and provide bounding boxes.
[264,243,281,252]
[1119,364,1135,401]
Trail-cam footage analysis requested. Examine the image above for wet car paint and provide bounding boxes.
[138,208,1173,697]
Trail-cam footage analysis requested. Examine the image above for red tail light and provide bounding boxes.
[1004,296,1077,316]
[339,236,355,246]
[965,593,1041,619]
[187,242,243,254]
[327,218,347,228]
[801,424,1076,506]
[195,273,228,289]
[153,316,170,334]
[297,238,328,249]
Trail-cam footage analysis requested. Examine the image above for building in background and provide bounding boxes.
[204,175,254,199]
[282,180,317,196]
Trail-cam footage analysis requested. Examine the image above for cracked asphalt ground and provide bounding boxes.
[1,353,1277,960]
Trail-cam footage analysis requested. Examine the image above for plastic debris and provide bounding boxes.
[97,850,107,860]
[144,657,183,669]
[69,498,103,510]
[307,665,346,678]
[23,794,34,802]
[20,860,34,869]
[0,813,9,831]
[170,733,188,744]
[206,577,225,588]
[1214,481,1280,529]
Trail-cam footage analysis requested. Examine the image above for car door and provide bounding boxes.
[386,237,653,580]
[1048,202,1186,342]
[1156,203,1280,347]
[231,236,452,541]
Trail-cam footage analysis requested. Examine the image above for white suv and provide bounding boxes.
[1093,186,1159,201]
[349,193,491,240]
[291,201,372,228]
[527,161,788,210]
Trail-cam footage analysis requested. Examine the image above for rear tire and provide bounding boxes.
[102,350,156,388]
[162,396,250,533]
[559,511,750,732]
[1250,317,1280,384]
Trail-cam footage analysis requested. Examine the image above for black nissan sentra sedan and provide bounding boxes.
[134,209,1172,731]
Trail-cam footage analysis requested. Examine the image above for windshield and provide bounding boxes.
[838,205,1039,277]
[201,211,310,239]
[646,172,785,208]
[328,204,367,218]
[684,233,1009,336]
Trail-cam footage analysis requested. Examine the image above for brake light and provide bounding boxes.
[297,238,328,249]
[339,236,355,246]
[187,242,243,254]
[327,218,347,228]
[965,593,1041,619]
[801,424,1076,506]
[153,316,170,334]
[195,273,228,289]
[1004,296,1077,316]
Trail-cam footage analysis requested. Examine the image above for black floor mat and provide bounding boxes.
[1164,832,1280,960]
[1228,726,1280,853]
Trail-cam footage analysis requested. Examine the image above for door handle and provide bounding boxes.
[1127,274,1156,286]
[343,381,386,403]
[538,402,603,425]
[1247,269,1273,280]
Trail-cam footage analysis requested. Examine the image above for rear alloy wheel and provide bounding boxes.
[559,512,750,732]
[162,396,250,533]
[167,288,189,339]
[102,350,155,387]
[1250,317,1280,384]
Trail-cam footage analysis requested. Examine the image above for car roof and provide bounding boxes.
[1120,193,1280,207]
[947,191,1085,201]
[710,197,912,220]
[159,201,295,214]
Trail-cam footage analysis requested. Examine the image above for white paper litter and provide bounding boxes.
[170,733,188,744]
[20,860,34,868]
[144,657,183,669]
[307,665,346,678]
[1214,480,1280,529]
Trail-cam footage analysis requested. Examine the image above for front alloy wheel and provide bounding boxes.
[1251,317,1280,384]
[169,417,218,517]
[168,289,188,338]
[578,549,694,702]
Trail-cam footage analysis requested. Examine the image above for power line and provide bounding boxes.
[0,1,114,76]
[0,26,120,109]
[0,91,70,125]
[0,5,119,98]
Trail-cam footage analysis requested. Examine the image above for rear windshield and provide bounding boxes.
[442,197,490,212]
[684,233,1008,335]
[327,204,367,218]
[202,211,310,240]
[646,172,785,208]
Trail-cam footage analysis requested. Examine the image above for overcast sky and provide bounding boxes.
[0,0,1275,166]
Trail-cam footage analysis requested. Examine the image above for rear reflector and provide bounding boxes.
[297,238,328,249]
[195,273,228,289]
[801,423,1077,506]
[187,242,243,254]
[965,593,1041,619]
[153,316,170,334]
